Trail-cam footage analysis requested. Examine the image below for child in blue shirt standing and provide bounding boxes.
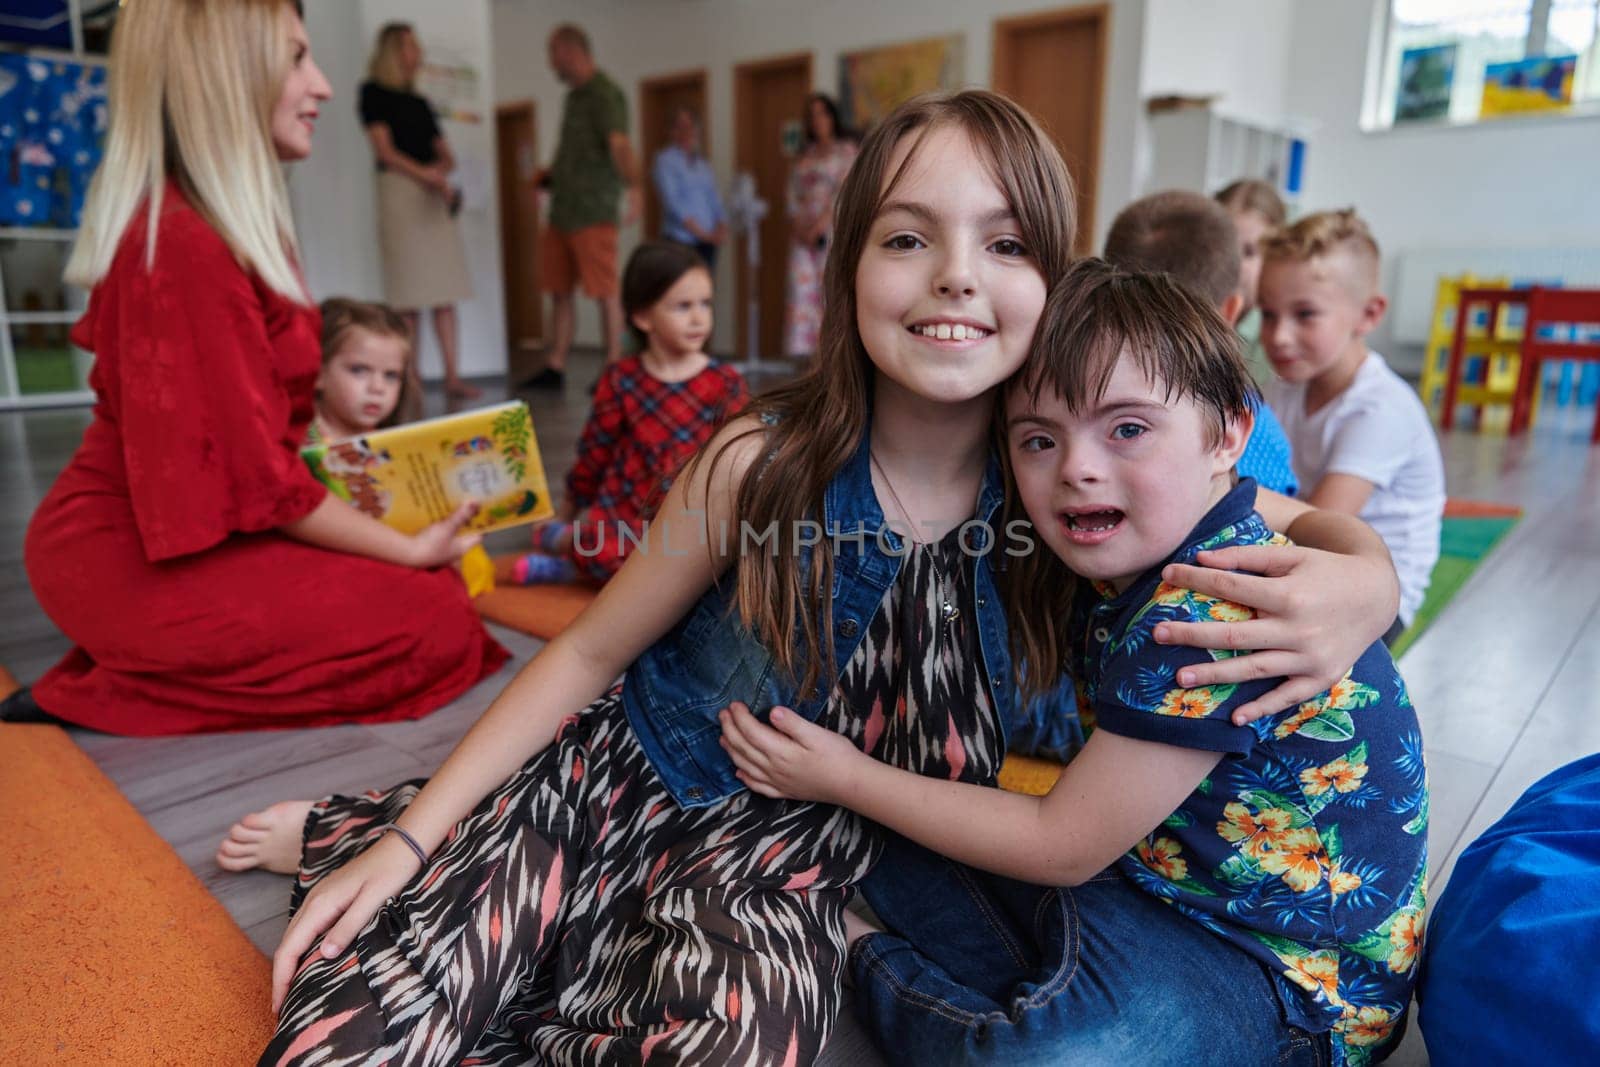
[722,259,1427,1066]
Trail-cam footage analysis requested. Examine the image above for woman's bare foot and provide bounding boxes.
[445,378,482,399]
[215,799,313,874]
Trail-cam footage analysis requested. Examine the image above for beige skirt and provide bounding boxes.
[375,169,473,310]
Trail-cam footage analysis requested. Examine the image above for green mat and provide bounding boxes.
[13,346,82,394]
[1391,511,1522,658]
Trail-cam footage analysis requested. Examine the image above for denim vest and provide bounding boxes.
[622,429,1016,809]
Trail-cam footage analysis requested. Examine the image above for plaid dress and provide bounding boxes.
[565,358,747,580]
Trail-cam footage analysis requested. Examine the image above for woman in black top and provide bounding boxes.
[361,22,479,399]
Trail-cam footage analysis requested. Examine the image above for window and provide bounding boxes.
[1371,0,1600,127]
[0,1,118,56]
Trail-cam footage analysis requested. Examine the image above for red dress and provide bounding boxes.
[23,188,508,735]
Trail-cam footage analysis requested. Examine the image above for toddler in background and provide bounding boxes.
[1216,178,1287,386]
[313,297,492,594]
[309,297,423,445]
[515,240,748,584]
[1258,209,1444,640]
[1105,189,1298,496]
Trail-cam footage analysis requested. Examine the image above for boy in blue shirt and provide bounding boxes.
[721,259,1427,1066]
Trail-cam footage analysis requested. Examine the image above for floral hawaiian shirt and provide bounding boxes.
[1072,479,1429,1065]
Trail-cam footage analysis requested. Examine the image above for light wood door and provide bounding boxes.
[496,101,542,379]
[992,5,1107,254]
[639,70,709,242]
[735,52,811,361]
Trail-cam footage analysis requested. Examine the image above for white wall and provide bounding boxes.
[292,1,382,303]
[1140,0,1295,127]
[491,0,1149,355]
[292,0,506,380]
[1285,0,1600,364]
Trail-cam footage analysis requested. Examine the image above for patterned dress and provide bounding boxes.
[782,140,857,357]
[263,529,1001,1066]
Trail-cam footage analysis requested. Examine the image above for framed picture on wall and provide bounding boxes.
[1481,54,1578,117]
[1395,43,1456,122]
[837,35,964,134]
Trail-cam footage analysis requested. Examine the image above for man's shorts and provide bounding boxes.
[541,223,619,299]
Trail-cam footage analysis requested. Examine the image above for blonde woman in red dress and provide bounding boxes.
[10,0,507,735]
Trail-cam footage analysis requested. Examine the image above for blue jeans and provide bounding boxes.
[852,835,1332,1066]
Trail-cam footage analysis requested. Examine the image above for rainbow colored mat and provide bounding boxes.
[1390,498,1523,658]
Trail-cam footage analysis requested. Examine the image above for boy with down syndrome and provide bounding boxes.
[722,260,1427,1066]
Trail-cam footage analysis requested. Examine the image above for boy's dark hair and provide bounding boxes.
[622,240,710,349]
[1104,190,1242,308]
[1003,258,1259,702]
[1015,257,1257,446]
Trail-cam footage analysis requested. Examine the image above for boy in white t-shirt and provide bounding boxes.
[1258,209,1444,640]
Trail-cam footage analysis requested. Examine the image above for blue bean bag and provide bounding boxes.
[1419,754,1600,1063]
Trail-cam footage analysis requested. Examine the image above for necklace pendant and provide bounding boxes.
[940,600,960,625]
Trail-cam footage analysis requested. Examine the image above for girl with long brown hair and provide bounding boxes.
[220,90,1399,1065]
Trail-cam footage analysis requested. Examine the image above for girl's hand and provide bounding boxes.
[408,501,481,568]
[718,702,858,804]
[270,834,420,1014]
[1154,542,1397,725]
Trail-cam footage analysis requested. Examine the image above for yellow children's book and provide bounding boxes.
[301,400,554,535]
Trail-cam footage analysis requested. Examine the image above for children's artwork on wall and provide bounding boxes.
[1480,54,1577,117]
[1396,43,1456,122]
[416,40,483,125]
[838,35,964,133]
[0,53,108,228]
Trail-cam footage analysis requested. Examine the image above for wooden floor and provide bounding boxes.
[4,355,1597,1064]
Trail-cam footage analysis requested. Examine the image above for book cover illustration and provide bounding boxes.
[302,400,554,535]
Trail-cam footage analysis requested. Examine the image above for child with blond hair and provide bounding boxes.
[1258,210,1444,638]
[1217,178,1288,386]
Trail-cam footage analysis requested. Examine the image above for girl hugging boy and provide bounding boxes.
[722,259,1427,1066]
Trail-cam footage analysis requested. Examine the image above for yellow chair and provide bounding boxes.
[1419,274,1523,427]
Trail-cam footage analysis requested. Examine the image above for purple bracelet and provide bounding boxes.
[382,824,429,866]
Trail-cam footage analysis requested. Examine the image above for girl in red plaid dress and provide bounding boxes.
[515,241,748,583]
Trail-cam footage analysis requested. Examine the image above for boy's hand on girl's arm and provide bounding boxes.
[408,501,482,568]
[718,702,860,804]
[1154,530,1398,725]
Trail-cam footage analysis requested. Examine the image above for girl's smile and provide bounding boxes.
[855,125,1045,408]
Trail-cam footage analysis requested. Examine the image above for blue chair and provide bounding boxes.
[1419,754,1600,1063]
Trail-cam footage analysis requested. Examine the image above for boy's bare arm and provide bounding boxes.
[1304,473,1377,515]
[721,703,1218,887]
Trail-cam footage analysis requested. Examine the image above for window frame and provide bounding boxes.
[1362,0,1600,132]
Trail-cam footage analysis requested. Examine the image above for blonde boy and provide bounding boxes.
[1258,210,1444,635]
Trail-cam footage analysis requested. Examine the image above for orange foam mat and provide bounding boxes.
[475,555,600,641]
[1444,497,1524,519]
[0,724,275,1065]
